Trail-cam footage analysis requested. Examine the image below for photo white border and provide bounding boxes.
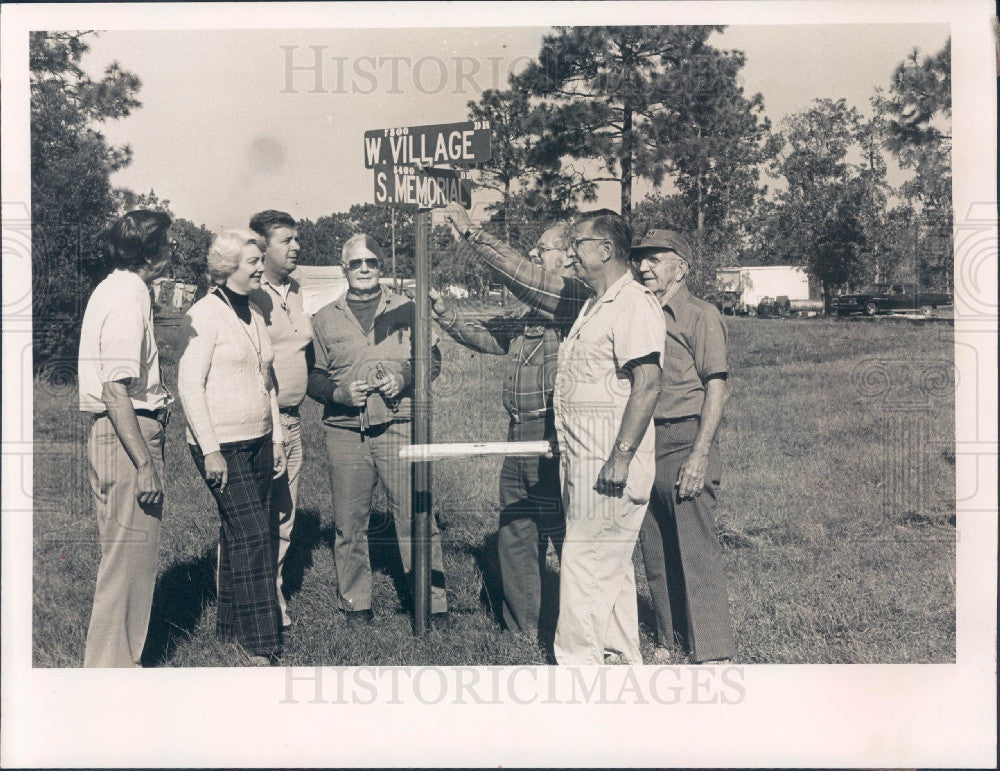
[2,2,996,767]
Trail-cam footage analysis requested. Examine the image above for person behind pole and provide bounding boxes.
[307,234,448,627]
[445,205,665,664]
[78,209,174,667]
[631,229,736,664]
[428,221,572,639]
[178,229,287,665]
[247,209,312,630]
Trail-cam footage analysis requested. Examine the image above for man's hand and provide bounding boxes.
[203,451,229,492]
[427,288,449,318]
[676,449,709,499]
[135,460,164,505]
[273,442,287,479]
[442,203,472,238]
[373,370,405,401]
[595,449,631,498]
[335,379,371,408]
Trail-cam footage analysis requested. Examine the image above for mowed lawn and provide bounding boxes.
[32,313,955,666]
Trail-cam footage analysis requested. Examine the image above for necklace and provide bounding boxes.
[214,288,268,395]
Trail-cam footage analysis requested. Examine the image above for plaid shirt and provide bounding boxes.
[437,308,563,425]
[441,227,590,431]
[463,227,591,328]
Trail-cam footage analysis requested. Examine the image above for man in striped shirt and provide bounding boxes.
[429,220,572,638]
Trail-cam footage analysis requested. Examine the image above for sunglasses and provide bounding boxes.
[347,257,380,271]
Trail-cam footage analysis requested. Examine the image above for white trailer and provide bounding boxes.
[716,265,810,314]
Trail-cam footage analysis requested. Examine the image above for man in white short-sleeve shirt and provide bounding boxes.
[551,210,665,665]
[78,209,173,667]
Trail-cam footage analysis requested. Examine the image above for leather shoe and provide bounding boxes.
[429,611,451,631]
[649,646,674,665]
[344,609,374,627]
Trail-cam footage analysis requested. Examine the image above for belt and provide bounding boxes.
[278,405,300,417]
[510,407,549,424]
[654,415,698,425]
[93,407,170,425]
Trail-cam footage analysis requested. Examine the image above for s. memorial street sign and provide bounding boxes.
[374,165,472,209]
[364,120,491,167]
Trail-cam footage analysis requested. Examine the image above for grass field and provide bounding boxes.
[32,313,956,666]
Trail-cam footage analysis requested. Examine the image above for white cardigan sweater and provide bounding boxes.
[178,292,282,456]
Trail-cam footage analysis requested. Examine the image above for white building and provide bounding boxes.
[716,266,810,313]
[291,264,348,315]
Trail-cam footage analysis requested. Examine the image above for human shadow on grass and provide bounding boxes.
[280,507,325,603]
[141,545,217,667]
[284,506,418,613]
[367,508,416,612]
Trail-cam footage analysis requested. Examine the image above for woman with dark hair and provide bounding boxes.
[103,209,174,270]
[178,229,287,665]
[78,209,174,667]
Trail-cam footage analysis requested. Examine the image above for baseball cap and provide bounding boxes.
[631,229,692,262]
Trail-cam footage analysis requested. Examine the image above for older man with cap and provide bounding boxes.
[631,229,736,664]
[308,233,448,626]
[247,210,312,630]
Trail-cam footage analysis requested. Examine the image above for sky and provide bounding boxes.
[78,24,951,230]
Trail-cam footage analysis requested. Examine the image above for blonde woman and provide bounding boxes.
[178,229,287,665]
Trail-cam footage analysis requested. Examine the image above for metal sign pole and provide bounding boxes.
[411,207,432,635]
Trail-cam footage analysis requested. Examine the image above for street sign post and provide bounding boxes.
[366,119,490,636]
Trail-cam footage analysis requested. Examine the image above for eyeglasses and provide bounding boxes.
[347,257,380,271]
[528,244,562,264]
[629,251,686,265]
[567,237,609,253]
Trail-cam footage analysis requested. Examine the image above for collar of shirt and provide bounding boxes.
[111,268,146,287]
[110,269,152,308]
[662,282,693,319]
[261,273,293,302]
[594,270,640,305]
[333,283,394,315]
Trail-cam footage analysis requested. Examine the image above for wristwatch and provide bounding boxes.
[615,439,636,454]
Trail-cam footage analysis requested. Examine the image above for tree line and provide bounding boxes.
[30,28,951,371]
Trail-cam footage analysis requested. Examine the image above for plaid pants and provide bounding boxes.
[191,435,281,659]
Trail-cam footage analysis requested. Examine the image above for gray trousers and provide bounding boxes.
[324,421,447,614]
[639,419,735,662]
[497,417,564,633]
[84,415,164,667]
[273,412,303,627]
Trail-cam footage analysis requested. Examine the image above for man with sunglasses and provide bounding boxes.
[428,221,571,639]
[631,230,735,665]
[443,205,664,665]
[308,234,448,627]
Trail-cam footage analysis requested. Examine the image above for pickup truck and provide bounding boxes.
[831,283,952,316]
